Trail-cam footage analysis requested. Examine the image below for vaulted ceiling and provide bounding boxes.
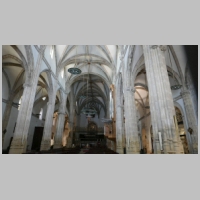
[2,45,187,119]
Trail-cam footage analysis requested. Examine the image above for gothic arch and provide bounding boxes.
[39,69,54,102]
[69,72,111,89]
[173,101,192,153]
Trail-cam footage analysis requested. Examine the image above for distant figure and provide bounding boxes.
[72,144,75,148]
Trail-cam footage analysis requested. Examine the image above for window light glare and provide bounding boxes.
[39,108,43,120]
[18,96,22,110]
[61,69,64,78]
[50,46,54,59]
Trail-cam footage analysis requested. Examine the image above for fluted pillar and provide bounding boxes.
[53,112,66,148]
[123,65,140,154]
[2,95,14,132]
[181,90,198,153]
[115,76,124,154]
[2,95,14,147]
[40,93,56,151]
[9,47,45,154]
[9,84,34,153]
[143,45,184,154]
[53,93,67,148]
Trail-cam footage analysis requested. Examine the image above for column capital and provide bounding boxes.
[58,112,66,115]
[150,45,167,51]
[159,45,167,51]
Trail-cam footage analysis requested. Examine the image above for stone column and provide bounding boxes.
[2,94,14,147]
[9,84,38,153]
[181,90,198,153]
[2,95,13,132]
[9,47,45,154]
[40,92,56,151]
[53,93,67,149]
[66,90,75,147]
[115,77,124,154]
[141,125,147,152]
[111,85,116,139]
[143,45,183,154]
[123,65,140,154]
[122,112,126,150]
[145,125,151,154]
[53,112,66,148]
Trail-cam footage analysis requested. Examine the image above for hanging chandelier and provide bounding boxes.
[68,46,82,75]
[167,46,182,90]
[81,108,97,115]
[171,85,182,90]
[80,46,97,117]
[68,67,81,74]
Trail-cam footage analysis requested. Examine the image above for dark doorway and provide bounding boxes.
[31,127,44,151]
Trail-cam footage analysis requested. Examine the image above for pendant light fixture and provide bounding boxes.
[79,55,87,99]
[68,46,82,75]
[81,46,97,118]
[168,46,182,90]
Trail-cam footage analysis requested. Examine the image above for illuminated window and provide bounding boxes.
[61,69,64,78]
[39,108,43,120]
[50,45,54,59]
[18,96,22,110]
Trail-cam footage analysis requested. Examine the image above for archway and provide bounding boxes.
[175,106,189,154]
[2,46,28,151]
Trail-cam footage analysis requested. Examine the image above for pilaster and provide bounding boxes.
[9,47,45,154]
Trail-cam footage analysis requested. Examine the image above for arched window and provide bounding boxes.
[50,45,54,59]
[18,96,22,110]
